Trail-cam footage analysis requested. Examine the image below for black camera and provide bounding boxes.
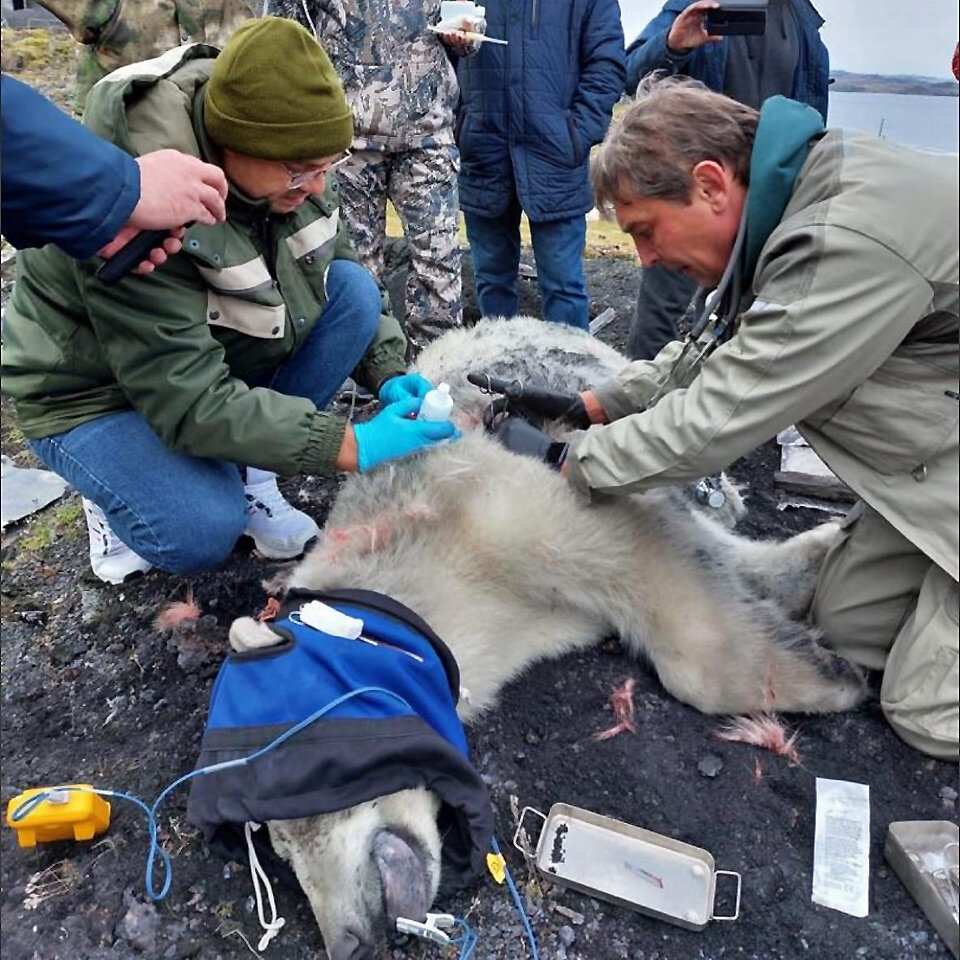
[705,0,768,36]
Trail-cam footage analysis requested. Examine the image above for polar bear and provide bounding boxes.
[227,318,864,960]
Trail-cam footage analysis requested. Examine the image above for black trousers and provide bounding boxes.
[627,263,704,361]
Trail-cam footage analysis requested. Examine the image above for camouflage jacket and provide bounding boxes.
[271,0,458,151]
[35,0,254,111]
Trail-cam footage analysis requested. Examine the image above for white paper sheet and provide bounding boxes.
[812,777,871,917]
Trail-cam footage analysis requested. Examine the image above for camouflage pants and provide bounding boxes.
[337,144,462,343]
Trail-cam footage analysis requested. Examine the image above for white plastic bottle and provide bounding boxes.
[418,382,454,422]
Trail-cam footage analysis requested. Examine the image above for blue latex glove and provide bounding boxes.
[379,372,434,406]
[353,396,460,472]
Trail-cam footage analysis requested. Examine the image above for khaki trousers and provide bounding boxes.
[812,502,959,761]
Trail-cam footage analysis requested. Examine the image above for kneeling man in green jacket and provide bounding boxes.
[2,18,456,584]
[498,78,959,761]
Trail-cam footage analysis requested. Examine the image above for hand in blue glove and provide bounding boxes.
[378,372,434,406]
[353,396,460,472]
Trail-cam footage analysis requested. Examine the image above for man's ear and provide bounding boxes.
[691,160,734,212]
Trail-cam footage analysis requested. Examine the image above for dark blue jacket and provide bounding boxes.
[0,74,139,258]
[625,0,829,121]
[456,0,625,222]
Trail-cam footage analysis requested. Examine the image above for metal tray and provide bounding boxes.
[514,803,740,931]
[885,820,959,958]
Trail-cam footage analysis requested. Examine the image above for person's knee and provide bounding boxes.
[883,701,959,760]
[326,259,382,341]
[812,574,876,656]
[880,574,959,760]
[144,494,249,576]
[811,506,925,670]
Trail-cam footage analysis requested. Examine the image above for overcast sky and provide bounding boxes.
[621,1,960,80]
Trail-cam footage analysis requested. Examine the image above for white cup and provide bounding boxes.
[440,1,484,20]
[439,0,486,31]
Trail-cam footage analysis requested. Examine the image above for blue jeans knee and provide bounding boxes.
[269,259,384,407]
[151,492,249,575]
[326,259,382,345]
[29,411,249,577]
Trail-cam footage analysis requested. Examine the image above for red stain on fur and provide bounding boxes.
[153,588,201,632]
[324,505,438,563]
[593,677,637,741]
[762,653,779,708]
[326,521,394,562]
[714,714,802,766]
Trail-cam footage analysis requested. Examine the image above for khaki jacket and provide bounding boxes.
[570,130,959,580]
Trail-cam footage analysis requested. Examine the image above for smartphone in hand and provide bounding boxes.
[705,0,767,36]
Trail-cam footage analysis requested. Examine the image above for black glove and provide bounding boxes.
[492,416,569,470]
[467,372,590,431]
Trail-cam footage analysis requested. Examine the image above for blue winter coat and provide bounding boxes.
[625,0,829,121]
[455,0,625,222]
[0,74,140,258]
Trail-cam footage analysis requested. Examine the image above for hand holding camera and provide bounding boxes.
[667,0,767,55]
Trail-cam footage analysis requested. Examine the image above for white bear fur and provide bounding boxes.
[227,318,864,960]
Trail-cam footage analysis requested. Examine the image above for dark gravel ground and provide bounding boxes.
[1,46,956,960]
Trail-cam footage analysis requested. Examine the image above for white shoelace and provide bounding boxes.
[244,821,286,951]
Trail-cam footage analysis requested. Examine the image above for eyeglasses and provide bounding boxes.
[280,151,351,189]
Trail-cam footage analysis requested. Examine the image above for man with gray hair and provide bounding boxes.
[623,0,829,361]
[492,79,959,761]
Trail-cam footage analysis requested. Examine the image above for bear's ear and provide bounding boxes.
[228,616,284,652]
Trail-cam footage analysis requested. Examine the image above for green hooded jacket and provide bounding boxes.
[1,44,409,478]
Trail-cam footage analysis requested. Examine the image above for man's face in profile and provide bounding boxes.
[614,162,745,288]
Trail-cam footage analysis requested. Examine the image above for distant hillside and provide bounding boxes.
[831,70,958,97]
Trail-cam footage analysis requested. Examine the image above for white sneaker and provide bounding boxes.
[82,498,153,584]
[243,468,320,560]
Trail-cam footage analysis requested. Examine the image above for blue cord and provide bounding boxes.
[450,917,478,959]
[491,836,540,960]
[12,687,539,959]
[11,687,414,899]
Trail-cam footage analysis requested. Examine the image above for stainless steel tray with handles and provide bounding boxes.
[514,803,741,931]
[885,820,959,958]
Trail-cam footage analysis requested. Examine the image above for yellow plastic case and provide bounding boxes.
[6,785,111,847]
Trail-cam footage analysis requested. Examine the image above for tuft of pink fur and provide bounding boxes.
[714,713,802,766]
[593,677,637,741]
[153,592,202,632]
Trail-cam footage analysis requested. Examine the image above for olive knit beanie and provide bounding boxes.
[204,17,353,160]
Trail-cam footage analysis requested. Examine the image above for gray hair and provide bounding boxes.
[591,75,759,211]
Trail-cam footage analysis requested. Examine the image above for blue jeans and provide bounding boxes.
[30,260,382,576]
[464,190,589,330]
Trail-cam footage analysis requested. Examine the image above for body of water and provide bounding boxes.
[828,91,959,155]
